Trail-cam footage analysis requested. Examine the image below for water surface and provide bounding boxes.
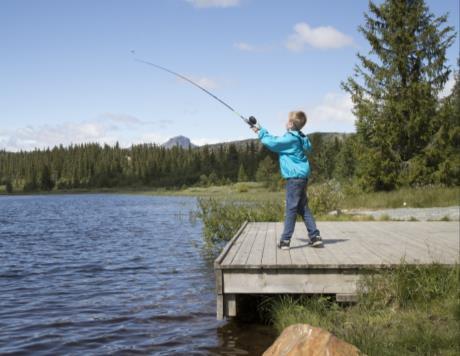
[0,194,275,355]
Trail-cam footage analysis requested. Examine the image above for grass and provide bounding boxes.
[175,183,459,210]
[3,182,458,210]
[195,197,284,246]
[263,263,460,355]
[341,185,460,209]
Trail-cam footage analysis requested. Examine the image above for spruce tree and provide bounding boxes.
[40,164,54,191]
[408,66,460,186]
[5,179,13,194]
[343,0,455,190]
[237,164,248,182]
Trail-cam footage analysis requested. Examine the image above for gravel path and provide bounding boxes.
[341,206,459,221]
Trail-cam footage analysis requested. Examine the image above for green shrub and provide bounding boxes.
[308,180,344,215]
[235,183,249,193]
[196,198,284,245]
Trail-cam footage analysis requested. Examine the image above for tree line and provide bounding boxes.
[0,134,355,193]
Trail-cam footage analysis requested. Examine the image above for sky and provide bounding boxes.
[1,0,458,151]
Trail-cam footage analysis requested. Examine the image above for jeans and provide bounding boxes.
[281,178,320,241]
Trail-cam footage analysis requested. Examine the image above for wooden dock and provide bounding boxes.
[214,221,459,320]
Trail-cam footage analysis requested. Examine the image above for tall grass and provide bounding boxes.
[265,263,460,355]
[195,198,284,245]
[342,185,460,209]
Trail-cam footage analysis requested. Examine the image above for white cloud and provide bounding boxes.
[233,42,272,53]
[286,22,353,51]
[138,135,227,147]
[0,114,175,152]
[439,73,456,98]
[0,120,116,151]
[195,77,219,90]
[102,113,144,125]
[139,132,169,145]
[186,0,240,8]
[306,92,356,132]
[234,42,256,52]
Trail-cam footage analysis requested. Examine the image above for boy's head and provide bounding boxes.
[286,111,307,131]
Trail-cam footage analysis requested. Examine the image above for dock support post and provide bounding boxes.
[215,267,225,320]
[225,294,237,317]
[216,294,224,320]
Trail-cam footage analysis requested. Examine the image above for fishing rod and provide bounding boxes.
[131,52,258,128]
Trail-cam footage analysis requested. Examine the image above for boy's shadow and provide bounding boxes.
[290,238,349,249]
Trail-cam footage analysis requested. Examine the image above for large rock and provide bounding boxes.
[263,324,363,356]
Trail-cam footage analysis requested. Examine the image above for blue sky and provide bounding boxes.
[1,0,458,151]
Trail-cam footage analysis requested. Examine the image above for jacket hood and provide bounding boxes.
[288,130,311,151]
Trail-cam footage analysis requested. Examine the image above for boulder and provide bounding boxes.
[263,324,363,356]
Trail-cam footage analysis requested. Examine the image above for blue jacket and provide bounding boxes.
[258,127,312,179]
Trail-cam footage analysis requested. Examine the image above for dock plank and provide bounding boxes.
[365,222,456,263]
[231,222,259,266]
[320,223,359,265]
[387,222,459,256]
[222,223,252,265]
[324,222,390,265]
[361,222,447,264]
[398,223,458,261]
[246,222,268,266]
[276,222,292,266]
[346,222,413,264]
[289,227,309,266]
[261,222,277,266]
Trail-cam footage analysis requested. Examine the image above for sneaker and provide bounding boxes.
[278,239,290,250]
[308,235,323,248]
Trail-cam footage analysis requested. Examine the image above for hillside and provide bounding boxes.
[196,132,353,150]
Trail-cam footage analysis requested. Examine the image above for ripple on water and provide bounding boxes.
[0,194,275,355]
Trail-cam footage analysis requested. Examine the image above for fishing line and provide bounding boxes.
[131,52,257,127]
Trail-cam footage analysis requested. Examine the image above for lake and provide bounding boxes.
[0,194,275,355]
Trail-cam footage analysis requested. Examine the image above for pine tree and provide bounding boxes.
[342,0,455,190]
[225,144,239,181]
[40,164,54,191]
[237,164,248,182]
[334,136,357,180]
[256,156,280,190]
[5,179,13,194]
[407,66,460,186]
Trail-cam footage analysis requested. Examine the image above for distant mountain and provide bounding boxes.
[161,135,196,149]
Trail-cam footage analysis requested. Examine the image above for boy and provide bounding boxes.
[252,111,323,249]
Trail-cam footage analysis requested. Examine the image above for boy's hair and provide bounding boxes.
[288,111,307,130]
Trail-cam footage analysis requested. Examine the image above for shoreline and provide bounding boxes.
[1,184,458,210]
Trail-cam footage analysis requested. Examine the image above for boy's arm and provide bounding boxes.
[257,127,294,153]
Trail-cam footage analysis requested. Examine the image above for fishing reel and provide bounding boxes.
[248,116,258,127]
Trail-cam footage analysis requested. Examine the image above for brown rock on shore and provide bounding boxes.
[263,324,363,356]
